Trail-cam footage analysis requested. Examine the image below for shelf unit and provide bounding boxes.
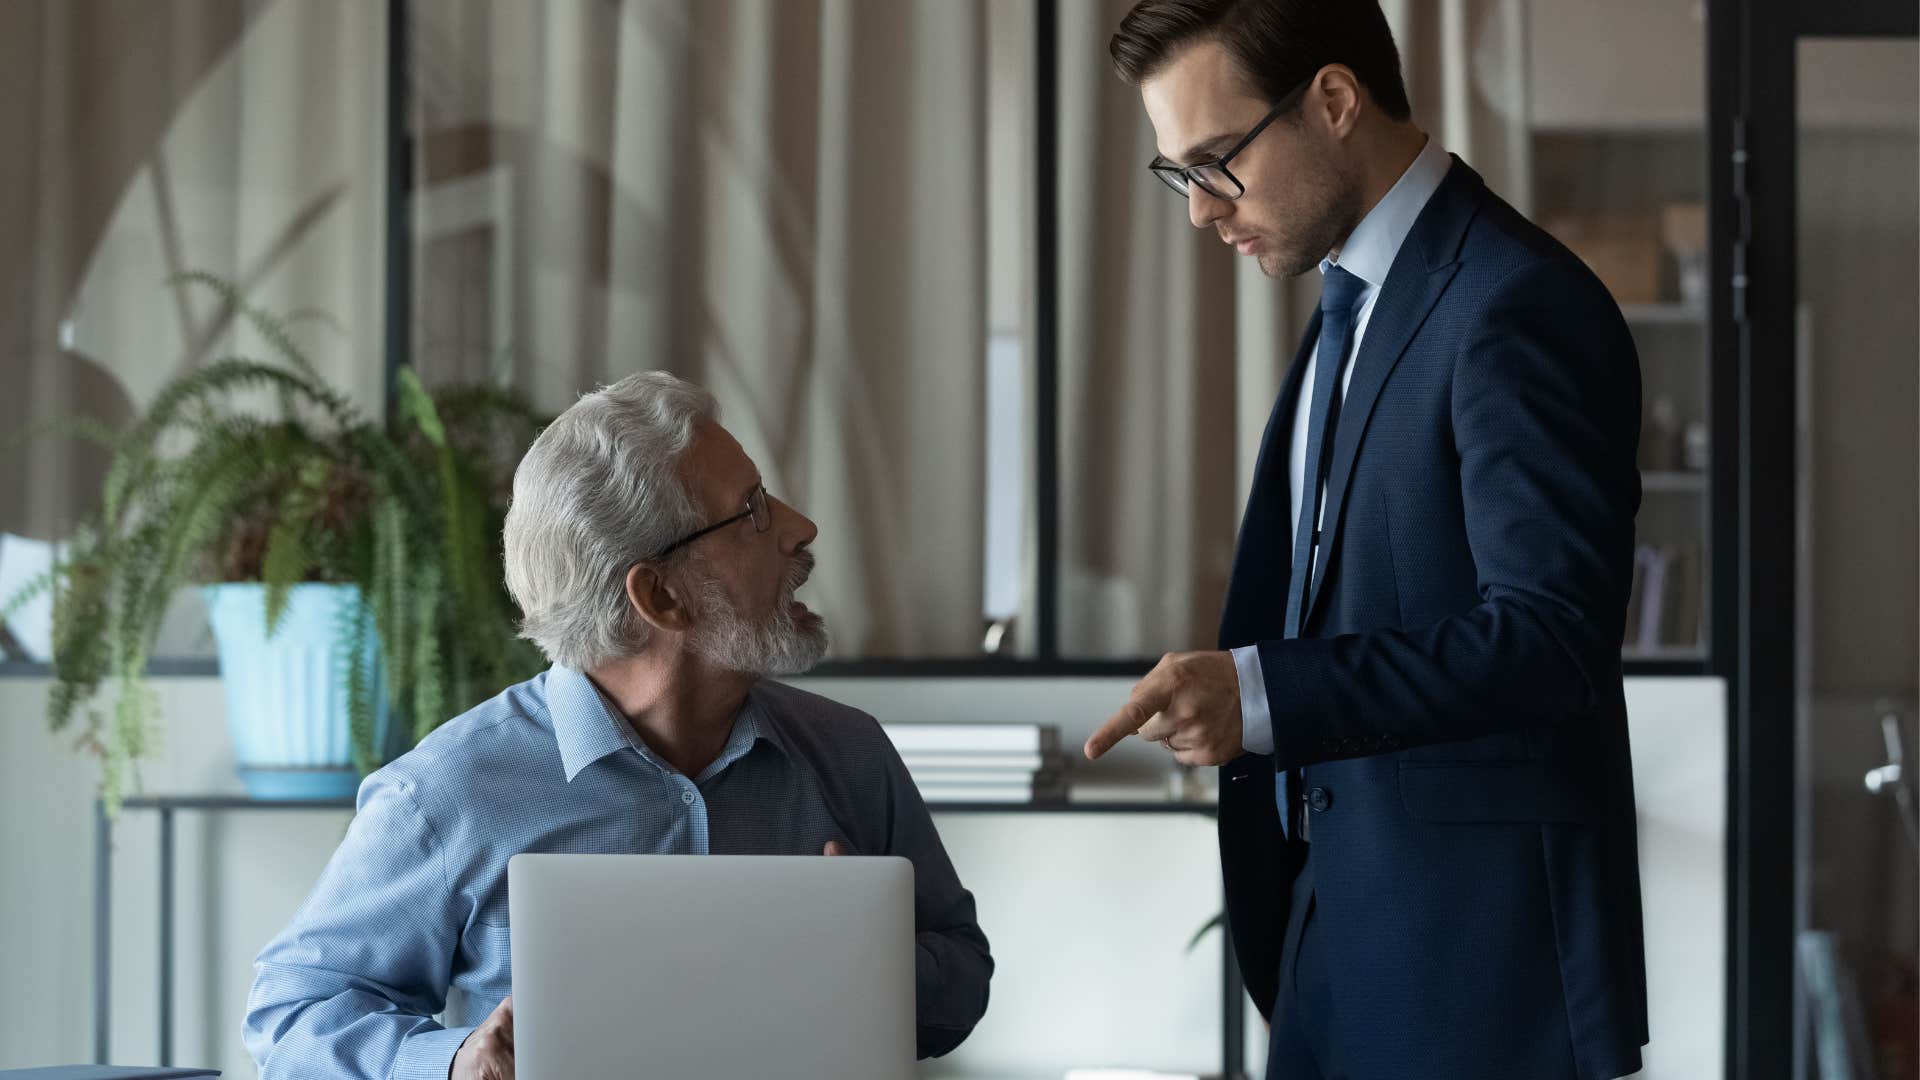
[1531,110,1713,668]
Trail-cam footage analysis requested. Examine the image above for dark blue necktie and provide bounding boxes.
[1283,264,1367,641]
[1277,264,1365,842]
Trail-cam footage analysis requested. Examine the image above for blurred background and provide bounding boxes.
[0,1,1914,1077]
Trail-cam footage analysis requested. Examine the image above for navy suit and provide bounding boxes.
[1218,159,1649,1079]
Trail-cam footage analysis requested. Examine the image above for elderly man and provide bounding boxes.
[243,372,992,1079]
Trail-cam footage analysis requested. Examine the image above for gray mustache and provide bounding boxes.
[783,549,815,597]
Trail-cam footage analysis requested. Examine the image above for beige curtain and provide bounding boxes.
[0,0,388,658]
[1402,0,1533,209]
[1056,0,1295,658]
[2,0,388,535]
[410,0,990,658]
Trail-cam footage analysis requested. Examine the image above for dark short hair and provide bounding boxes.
[1109,0,1413,122]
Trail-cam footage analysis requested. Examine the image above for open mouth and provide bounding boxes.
[782,551,816,619]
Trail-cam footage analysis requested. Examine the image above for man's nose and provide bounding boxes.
[770,494,818,552]
[1188,186,1230,230]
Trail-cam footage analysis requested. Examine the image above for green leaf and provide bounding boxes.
[4,413,123,454]
[337,592,377,776]
[0,563,62,624]
[410,562,444,745]
[395,367,447,447]
[370,495,412,702]
[1185,911,1225,954]
[261,458,334,635]
[102,359,355,526]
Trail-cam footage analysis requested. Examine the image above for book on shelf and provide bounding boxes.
[882,722,1070,803]
[900,766,1063,786]
[1630,544,1668,652]
[1663,539,1703,649]
[880,722,1059,755]
[898,751,1049,773]
[917,772,1069,805]
[918,784,1038,804]
[1641,546,1668,651]
[1623,541,1707,655]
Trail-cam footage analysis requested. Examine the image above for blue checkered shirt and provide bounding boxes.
[242,665,992,1078]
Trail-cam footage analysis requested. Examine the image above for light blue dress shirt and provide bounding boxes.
[243,666,992,1078]
[1236,137,1454,754]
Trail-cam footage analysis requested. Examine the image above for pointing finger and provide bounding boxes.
[1085,678,1173,760]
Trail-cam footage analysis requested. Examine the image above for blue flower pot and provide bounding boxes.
[204,583,391,800]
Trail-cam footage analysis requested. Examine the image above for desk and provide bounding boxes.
[98,795,1244,1077]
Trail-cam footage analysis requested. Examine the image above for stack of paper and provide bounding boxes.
[880,723,1068,804]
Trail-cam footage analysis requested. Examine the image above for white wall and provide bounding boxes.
[0,674,1723,1077]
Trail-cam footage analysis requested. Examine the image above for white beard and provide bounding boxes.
[687,554,829,677]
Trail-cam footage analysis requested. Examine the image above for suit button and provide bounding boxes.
[1306,786,1332,812]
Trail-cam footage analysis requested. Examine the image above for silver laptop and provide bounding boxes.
[507,853,916,1080]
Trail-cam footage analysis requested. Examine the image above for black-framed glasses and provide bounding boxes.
[650,483,771,560]
[1148,77,1312,201]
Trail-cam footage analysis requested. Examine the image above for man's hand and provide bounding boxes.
[823,840,851,856]
[451,994,514,1080]
[1084,650,1244,766]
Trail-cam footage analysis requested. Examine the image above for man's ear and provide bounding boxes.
[1312,64,1364,139]
[625,562,695,635]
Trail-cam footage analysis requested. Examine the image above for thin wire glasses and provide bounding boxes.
[651,483,771,560]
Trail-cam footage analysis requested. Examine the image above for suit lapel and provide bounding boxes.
[1301,159,1485,628]
[1253,309,1321,549]
[1217,311,1319,649]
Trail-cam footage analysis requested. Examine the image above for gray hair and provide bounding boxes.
[503,372,716,671]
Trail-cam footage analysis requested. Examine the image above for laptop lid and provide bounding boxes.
[508,853,916,1080]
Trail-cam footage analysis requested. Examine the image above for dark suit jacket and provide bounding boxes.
[1217,158,1649,1080]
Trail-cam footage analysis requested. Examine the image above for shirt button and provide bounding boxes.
[681,790,695,805]
[1306,786,1333,813]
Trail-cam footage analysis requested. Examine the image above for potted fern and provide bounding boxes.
[9,274,549,809]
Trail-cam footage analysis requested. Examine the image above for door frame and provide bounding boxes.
[1720,1,1919,1076]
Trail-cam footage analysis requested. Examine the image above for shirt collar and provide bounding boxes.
[1319,135,1453,288]
[544,664,787,783]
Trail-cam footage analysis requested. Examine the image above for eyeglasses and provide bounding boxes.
[650,483,771,560]
[1147,77,1312,201]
